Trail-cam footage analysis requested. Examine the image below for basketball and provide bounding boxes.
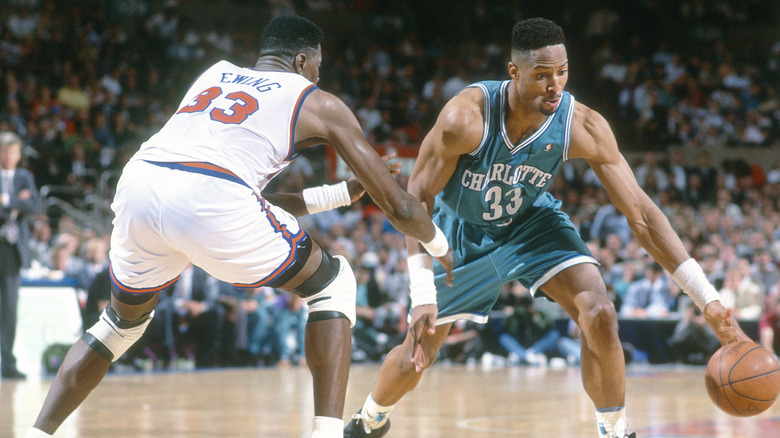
[705,341,780,416]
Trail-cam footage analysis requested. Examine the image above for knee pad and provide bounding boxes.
[303,255,357,327]
[82,307,154,362]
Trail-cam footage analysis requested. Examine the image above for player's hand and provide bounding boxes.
[704,300,752,345]
[408,303,437,372]
[346,152,400,202]
[434,251,454,287]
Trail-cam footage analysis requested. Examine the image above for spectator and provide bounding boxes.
[620,262,673,318]
[589,204,631,245]
[168,264,224,368]
[351,264,386,362]
[633,151,670,194]
[47,242,84,284]
[719,266,763,320]
[759,284,780,358]
[751,248,780,294]
[439,319,484,365]
[272,293,308,367]
[218,285,273,367]
[72,236,108,291]
[26,214,52,276]
[668,297,720,364]
[82,267,111,330]
[498,287,559,366]
[0,131,40,379]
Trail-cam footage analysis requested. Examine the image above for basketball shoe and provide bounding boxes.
[343,411,390,438]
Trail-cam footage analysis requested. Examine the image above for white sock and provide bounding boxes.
[24,428,52,438]
[595,406,627,438]
[361,393,394,431]
[311,416,343,438]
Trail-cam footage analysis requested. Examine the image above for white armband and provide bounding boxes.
[301,181,351,214]
[672,258,720,310]
[421,224,448,257]
[408,253,436,308]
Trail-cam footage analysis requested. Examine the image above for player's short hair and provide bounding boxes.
[511,17,565,58]
[258,14,323,59]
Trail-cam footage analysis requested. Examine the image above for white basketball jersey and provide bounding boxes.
[131,60,317,191]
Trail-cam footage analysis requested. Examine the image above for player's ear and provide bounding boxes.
[295,54,306,74]
[507,62,519,80]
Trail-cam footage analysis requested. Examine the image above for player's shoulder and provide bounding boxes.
[204,59,237,73]
[440,87,485,129]
[571,99,612,139]
[569,98,619,161]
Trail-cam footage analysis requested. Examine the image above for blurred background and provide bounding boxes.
[1,0,779,375]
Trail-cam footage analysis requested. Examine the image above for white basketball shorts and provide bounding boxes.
[108,160,306,295]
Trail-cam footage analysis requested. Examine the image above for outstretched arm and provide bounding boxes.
[262,153,401,217]
[569,104,749,345]
[294,89,440,244]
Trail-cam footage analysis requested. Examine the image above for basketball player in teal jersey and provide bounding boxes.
[345,17,749,438]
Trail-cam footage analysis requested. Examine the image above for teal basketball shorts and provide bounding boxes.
[430,205,597,325]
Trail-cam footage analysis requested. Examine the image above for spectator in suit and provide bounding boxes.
[170,263,224,368]
[0,131,40,379]
[619,262,673,318]
[72,236,109,291]
[82,267,111,331]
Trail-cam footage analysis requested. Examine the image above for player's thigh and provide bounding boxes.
[167,183,305,286]
[540,262,611,321]
[109,161,190,290]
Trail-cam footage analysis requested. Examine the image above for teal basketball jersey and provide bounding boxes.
[427,81,596,325]
[436,81,575,227]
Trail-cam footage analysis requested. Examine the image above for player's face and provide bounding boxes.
[509,44,568,116]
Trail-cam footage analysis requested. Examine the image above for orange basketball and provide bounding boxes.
[705,341,780,416]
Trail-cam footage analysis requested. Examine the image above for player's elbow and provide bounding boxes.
[380,196,417,225]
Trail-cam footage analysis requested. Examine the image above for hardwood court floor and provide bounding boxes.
[2,362,779,437]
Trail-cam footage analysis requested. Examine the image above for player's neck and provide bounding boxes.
[253,56,295,73]
[504,101,547,143]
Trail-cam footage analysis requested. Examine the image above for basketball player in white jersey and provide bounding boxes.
[25,15,452,438]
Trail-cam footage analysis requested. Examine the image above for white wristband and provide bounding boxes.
[421,224,448,257]
[301,181,351,214]
[672,258,720,310]
[408,253,436,308]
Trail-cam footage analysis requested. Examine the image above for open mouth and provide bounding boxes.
[544,96,561,107]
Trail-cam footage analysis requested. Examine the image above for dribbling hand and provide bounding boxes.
[704,300,752,345]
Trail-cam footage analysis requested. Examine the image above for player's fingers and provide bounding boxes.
[412,344,426,372]
[380,152,397,162]
[426,314,436,335]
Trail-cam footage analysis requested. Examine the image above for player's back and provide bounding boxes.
[132,60,317,192]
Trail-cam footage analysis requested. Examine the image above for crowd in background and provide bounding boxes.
[1,0,779,371]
